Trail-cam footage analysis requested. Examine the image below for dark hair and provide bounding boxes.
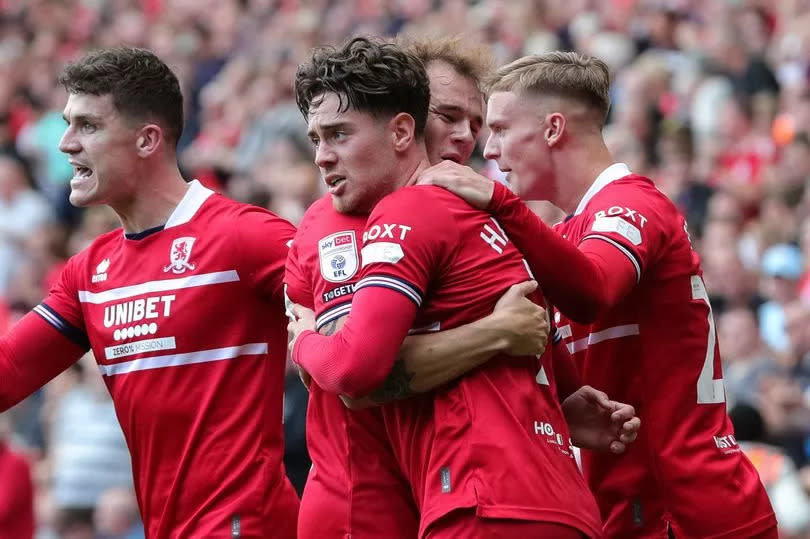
[59,47,184,148]
[728,403,765,442]
[295,37,430,136]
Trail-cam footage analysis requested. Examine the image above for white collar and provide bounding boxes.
[164,179,214,228]
[573,163,631,216]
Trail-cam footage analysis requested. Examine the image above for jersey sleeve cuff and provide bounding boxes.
[33,303,90,350]
[581,234,642,282]
[354,274,423,306]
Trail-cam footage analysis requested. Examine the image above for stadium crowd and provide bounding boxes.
[1,0,810,536]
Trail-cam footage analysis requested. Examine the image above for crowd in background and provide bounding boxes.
[2,0,810,537]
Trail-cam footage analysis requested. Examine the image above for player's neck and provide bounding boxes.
[112,166,190,234]
[556,140,615,214]
[397,146,431,189]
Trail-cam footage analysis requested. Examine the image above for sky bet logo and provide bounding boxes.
[318,231,359,283]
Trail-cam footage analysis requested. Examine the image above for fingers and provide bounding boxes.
[609,441,626,454]
[610,402,637,422]
[507,280,538,299]
[290,303,303,319]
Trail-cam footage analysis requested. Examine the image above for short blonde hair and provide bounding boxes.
[487,51,611,124]
[400,35,493,90]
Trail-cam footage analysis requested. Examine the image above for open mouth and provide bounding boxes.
[326,175,346,188]
[441,154,462,164]
[73,165,93,179]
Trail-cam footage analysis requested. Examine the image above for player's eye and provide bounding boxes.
[80,122,97,134]
[332,131,347,141]
[309,137,320,148]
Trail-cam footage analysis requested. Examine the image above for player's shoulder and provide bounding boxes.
[600,174,675,210]
[374,185,462,217]
[212,195,296,237]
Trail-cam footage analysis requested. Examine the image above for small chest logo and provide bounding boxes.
[163,237,197,274]
[92,258,110,283]
[318,231,359,283]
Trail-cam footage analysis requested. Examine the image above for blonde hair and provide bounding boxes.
[400,35,493,90]
[487,51,611,125]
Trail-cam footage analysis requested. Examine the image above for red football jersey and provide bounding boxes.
[36,181,300,538]
[357,185,603,538]
[284,195,419,538]
[554,166,775,538]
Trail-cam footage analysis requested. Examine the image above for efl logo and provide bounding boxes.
[318,230,359,283]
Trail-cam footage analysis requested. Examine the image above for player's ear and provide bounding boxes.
[544,112,566,148]
[389,112,416,152]
[135,124,163,158]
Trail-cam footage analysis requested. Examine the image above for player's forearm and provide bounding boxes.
[396,315,510,393]
[489,183,618,323]
[293,288,418,398]
[0,311,85,411]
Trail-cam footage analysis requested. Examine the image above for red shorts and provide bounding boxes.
[424,508,590,539]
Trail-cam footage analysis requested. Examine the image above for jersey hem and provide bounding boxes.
[675,511,777,539]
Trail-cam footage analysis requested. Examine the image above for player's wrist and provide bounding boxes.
[475,312,513,353]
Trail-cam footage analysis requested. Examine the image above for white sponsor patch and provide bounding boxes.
[318,231,359,283]
[105,337,177,360]
[592,216,642,246]
[361,242,405,267]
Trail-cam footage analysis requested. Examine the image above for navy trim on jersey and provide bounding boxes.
[355,274,423,307]
[33,303,90,349]
[552,327,562,344]
[315,300,353,332]
[125,225,165,241]
[581,233,642,282]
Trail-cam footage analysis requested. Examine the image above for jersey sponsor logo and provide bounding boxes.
[594,206,648,227]
[104,295,176,333]
[714,434,740,454]
[362,223,411,243]
[164,237,197,274]
[92,258,110,283]
[592,215,642,246]
[322,283,355,303]
[105,336,177,360]
[318,231,359,283]
[361,242,405,267]
[533,418,574,457]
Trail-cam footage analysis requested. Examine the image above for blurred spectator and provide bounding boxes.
[718,307,781,407]
[759,244,804,352]
[0,154,54,295]
[41,355,133,538]
[0,413,34,539]
[730,403,810,537]
[93,487,144,539]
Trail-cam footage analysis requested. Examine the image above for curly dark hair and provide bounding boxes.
[59,47,184,148]
[295,37,430,136]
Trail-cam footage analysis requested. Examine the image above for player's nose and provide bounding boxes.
[314,142,337,168]
[59,126,80,154]
[483,134,499,160]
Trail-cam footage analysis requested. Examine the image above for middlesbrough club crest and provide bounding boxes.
[318,231,359,283]
[164,237,197,274]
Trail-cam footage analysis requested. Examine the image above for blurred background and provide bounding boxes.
[2,0,810,537]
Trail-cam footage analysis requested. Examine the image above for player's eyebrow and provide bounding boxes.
[307,121,351,138]
[62,112,103,125]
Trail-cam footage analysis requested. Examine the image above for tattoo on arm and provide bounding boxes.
[369,360,415,404]
[320,320,339,336]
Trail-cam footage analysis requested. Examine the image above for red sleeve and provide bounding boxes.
[0,311,86,411]
[292,187,455,396]
[236,206,297,301]
[284,237,314,315]
[488,181,636,323]
[0,444,34,539]
[293,287,417,397]
[551,330,580,401]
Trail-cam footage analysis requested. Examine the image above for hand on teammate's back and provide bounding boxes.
[562,386,641,454]
[418,160,495,209]
[491,280,549,357]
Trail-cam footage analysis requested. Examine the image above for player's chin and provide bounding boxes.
[330,193,355,214]
[68,188,95,208]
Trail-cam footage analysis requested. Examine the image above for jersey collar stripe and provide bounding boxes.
[573,163,632,216]
[581,234,642,282]
[566,323,640,354]
[164,180,215,229]
[98,342,268,376]
[78,270,240,304]
[315,303,352,331]
[355,275,422,306]
[34,303,90,349]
